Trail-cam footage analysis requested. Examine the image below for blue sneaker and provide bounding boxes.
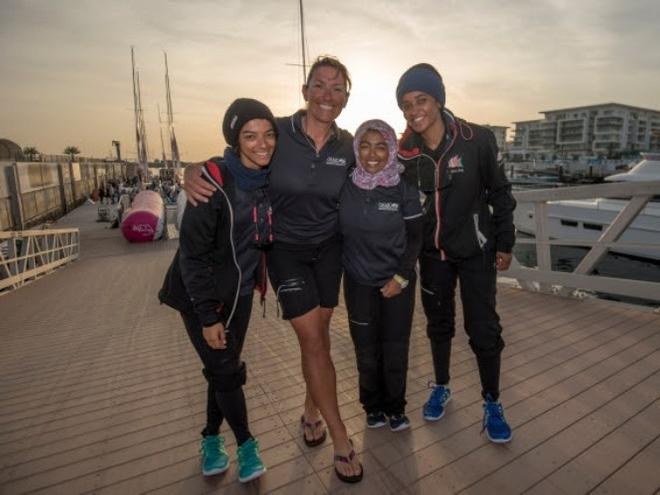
[423,384,451,421]
[200,435,229,476]
[366,411,387,429]
[482,397,512,443]
[237,437,266,483]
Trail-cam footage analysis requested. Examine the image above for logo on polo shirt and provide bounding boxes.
[377,202,399,212]
[447,154,464,174]
[325,157,347,167]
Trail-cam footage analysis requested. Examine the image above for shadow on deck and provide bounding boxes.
[1,204,659,494]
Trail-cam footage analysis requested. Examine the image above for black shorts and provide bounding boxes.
[267,235,342,320]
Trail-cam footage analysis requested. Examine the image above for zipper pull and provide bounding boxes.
[267,206,273,242]
[252,206,259,242]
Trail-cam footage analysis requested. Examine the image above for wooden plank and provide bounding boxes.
[525,399,660,495]
[589,434,660,495]
[2,202,660,494]
[458,375,660,494]
[410,348,660,494]
[384,329,660,488]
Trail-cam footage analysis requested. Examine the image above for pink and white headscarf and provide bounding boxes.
[351,119,404,190]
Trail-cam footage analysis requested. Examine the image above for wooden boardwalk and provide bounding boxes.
[1,203,659,495]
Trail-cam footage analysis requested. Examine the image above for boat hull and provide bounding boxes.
[515,198,660,261]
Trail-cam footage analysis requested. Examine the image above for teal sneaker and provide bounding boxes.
[200,435,229,476]
[237,437,266,483]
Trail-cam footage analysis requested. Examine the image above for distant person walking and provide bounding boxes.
[395,63,517,443]
[159,98,275,482]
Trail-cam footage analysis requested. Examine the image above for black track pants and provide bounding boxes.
[343,273,416,415]
[419,252,504,400]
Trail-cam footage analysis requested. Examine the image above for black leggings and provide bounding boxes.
[181,293,253,445]
[343,273,416,415]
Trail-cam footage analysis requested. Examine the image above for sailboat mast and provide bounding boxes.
[299,0,307,82]
[131,47,149,181]
[136,72,149,178]
[164,52,181,169]
[157,104,167,166]
[131,47,141,168]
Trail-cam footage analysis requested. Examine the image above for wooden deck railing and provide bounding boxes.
[507,180,660,303]
[0,228,80,293]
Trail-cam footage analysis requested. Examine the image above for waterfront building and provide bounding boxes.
[510,103,660,161]
[483,125,509,152]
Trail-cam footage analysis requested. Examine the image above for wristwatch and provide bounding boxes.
[393,274,409,289]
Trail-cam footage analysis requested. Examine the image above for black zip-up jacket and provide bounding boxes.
[398,109,516,260]
[159,159,270,327]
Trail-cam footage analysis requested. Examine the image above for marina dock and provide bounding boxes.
[1,203,659,494]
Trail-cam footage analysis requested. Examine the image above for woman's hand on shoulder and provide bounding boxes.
[184,163,216,206]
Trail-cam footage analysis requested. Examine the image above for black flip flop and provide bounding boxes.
[300,415,327,447]
[334,446,363,484]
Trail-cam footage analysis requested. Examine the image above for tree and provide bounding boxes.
[22,146,39,161]
[64,146,80,161]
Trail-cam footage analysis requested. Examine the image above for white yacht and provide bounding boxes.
[515,153,660,261]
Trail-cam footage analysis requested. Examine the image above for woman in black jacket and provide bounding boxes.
[395,64,516,443]
[180,57,363,484]
[159,98,275,483]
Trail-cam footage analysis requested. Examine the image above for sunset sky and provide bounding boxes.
[1,0,658,162]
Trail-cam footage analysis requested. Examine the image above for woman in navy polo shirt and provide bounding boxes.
[339,119,423,432]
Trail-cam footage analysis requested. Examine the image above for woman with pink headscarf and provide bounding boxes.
[339,119,423,432]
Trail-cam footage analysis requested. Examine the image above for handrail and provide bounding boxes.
[0,228,80,293]
[507,180,660,303]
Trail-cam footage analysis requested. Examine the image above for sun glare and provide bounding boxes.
[335,59,408,137]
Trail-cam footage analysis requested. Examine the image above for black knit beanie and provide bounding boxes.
[222,98,277,148]
[396,63,445,109]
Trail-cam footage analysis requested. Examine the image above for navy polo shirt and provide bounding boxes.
[339,178,422,286]
[268,111,354,244]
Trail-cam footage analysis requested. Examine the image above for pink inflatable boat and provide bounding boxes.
[121,190,165,242]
